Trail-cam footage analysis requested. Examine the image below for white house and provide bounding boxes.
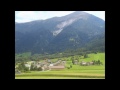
[49,64,53,66]
[25,64,31,70]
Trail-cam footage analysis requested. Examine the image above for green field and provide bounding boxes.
[15,53,105,79]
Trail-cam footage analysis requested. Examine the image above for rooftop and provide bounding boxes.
[49,66,65,69]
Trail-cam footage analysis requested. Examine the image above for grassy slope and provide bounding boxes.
[15,53,105,79]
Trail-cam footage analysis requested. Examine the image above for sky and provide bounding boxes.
[15,11,105,23]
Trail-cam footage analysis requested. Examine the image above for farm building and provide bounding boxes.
[41,65,49,71]
[15,69,21,74]
[74,60,79,65]
[49,66,65,70]
[47,59,51,63]
[49,64,53,66]
[25,64,31,70]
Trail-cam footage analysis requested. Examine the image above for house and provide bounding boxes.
[36,64,41,68]
[74,60,78,65]
[53,60,62,66]
[49,64,53,66]
[80,61,87,66]
[49,66,65,70]
[42,65,49,71]
[53,62,58,66]
[15,69,21,74]
[61,61,66,66]
[25,64,31,70]
[47,59,51,63]
[31,61,35,63]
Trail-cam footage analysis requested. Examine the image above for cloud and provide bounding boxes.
[15,11,46,22]
[15,11,105,23]
[15,11,75,23]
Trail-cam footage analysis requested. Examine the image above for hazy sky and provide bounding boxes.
[15,11,105,23]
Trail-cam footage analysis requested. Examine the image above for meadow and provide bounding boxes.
[15,53,105,79]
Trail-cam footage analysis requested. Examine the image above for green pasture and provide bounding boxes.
[15,53,105,79]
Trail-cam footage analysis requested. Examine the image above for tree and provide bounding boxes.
[71,57,74,61]
[70,65,72,68]
[71,57,74,64]
[84,54,88,58]
[67,67,70,69]
[30,63,34,71]
[34,66,38,71]
[37,67,42,71]
[72,60,74,65]
[98,60,100,65]
[24,67,29,72]
[75,56,79,60]
[100,62,103,65]
[95,52,97,54]
[17,62,29,72]
[17,62,25,72]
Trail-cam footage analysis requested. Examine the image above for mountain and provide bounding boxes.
[15,11,105,54]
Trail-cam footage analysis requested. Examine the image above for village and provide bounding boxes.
[15,59,66,73]
[15,53,105,79]
[15,58,103,74]
[29,59,66,71]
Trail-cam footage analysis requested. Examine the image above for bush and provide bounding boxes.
[95,52,97,54]
[24,71,31,73]
[67,67,70,69]
[37,67,42,71]
[84,54,88,58]
[70,65,72,68]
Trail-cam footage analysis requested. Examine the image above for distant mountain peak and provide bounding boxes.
[15,11,105,54]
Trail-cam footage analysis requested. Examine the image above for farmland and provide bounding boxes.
[15,53,105,79]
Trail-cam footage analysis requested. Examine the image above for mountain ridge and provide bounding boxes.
[15,11,105,54]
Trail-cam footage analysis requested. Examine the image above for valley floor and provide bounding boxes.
[15,68,105,79]
[15,53,105,79]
